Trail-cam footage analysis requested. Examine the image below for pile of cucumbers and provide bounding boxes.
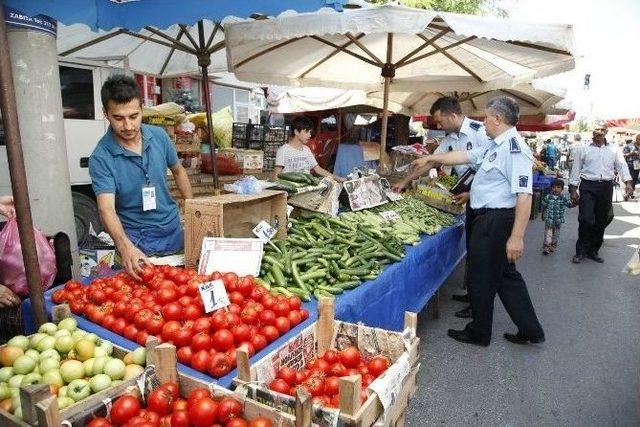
[272,172,322,194]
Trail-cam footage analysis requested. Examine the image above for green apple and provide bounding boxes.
[0,367,13,382]
[74,339,95,362]
[13,355,36,375]
[58,385,68,398]
[93,347,108,358]
[54,329,71,338]
[111,379,123,387]
[32,366,40,375]
[66,349,77,360]
[103,359,125,381]
[123,364,144,380]
[67,379,91,402]
[92,356,109,376]
[29,333,47,349]
[7,336,29,351]
[55,336,75,354]
[38,349,61,362]
[98,342,113,356]
[71,330,87,341]
[57,396,75,409]
[84,333,99,344]
[83,358,96,377]
[11,393,20,411]
[58,318,77,333]
[0,382,9,399]
[35,336,57,353]
[39,358,60,374]
[38,322,58,336]
[89,374,112,393]
[60,360,84,383]
[131,347,146,366]
[24,349,41,361]
[8,387,19,398]
[8,375,24,389]
[42,370,64,387]
[13,406,22,420]
[20,372,42,386]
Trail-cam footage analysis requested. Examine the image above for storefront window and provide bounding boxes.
[59,66,95,120]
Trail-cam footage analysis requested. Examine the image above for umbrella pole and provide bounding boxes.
[0,8,47,327]
[197,21,219,193]
[379,33,394,174]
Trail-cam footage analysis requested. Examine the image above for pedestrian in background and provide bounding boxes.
[541,178,574,255]
[622,135,640,198]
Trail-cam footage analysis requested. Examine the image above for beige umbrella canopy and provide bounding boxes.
[225,4,576,165]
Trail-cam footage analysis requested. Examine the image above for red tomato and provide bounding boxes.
[339,347,361,369]
[274,317,291,335]
[87,418,112,427]
[229,291,245,306]
[86,305,105,324]
[69,299,86,315]
[113,301,128,317]
[307,359,330,374]
[172,324,195,347]
[177,346,193,365]
[227,419,249,427]
[237,276,254,297]
[139,265,156,282]
[134,309,153,329]
[145,314,165,336]
[171,398,188,412]
[160,382,179,400]
[321,349,339,364]
[182,304,203,321]
[367,355,390,377]
[258,310,276,327]
[109,395,141,425]
[212,329,234,352]
[190,397,219,427]
[177,296,193,307]
[51,290,66,304]
[123,324,139,341]
[222,272,239,288]
[88,288,107,305]
[261,295,276,310]
[147,387,174,416]
[174,272,190,285]
[324,376,340,396]
[211,312,229,331]
[272,301,290,318]
[299,309,310,321]
[287,311,302,327]
[249,417,273,427]
[277,367,297,386]
[101,314,116,330]
[225,312,242,329]
[216,397,242,423]
[329,363,347,377]
[261,325,279,342]
[208,352,232,377]
[268,378,291,395]
[361,373,375,387]
[161,320,181,342]
[295,371,308,384]
[190,350,211,373]
[135,330,149,346]
[231,324,251,344]
[187,388,211,408]
[111,318,128,335]
[357,363,369,376]
[125,300,144,322]
[249,286,267,302]
[304,376,325,397]
[287,296,302,310]
[161,302,182,321]
[186,281,201,298]
[190,332,212,352]
[170,410,190,427]
[250,334,267,352]
[240,307,258,325]
[191,317,212,334]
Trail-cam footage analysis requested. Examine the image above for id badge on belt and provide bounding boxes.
[142,186,157,211]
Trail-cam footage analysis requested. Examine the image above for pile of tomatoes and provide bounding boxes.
[87,382,273,427]
[52,266,309,377]
[268,347,390,408]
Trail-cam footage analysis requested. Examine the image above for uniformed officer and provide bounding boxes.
[392,96,490,318]
[410,96,545,346]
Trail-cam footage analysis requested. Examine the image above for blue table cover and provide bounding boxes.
[22,220,465,387]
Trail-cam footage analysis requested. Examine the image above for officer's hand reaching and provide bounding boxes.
[0,196,16,219]
[506,235,524,263]
[452,192,470,205]
[410,156,433,173]
[391,180,409,193]
[119,242,151,281]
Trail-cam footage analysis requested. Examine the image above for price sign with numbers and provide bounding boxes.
[380,210,401,221]
[385,190,403,201]
[252,220,277,244]
[198,280,230,313]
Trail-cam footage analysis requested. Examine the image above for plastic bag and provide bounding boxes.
[210,106,233,148]
[0,219,57,297]
[624,248,640,276]
[223,176,272,194]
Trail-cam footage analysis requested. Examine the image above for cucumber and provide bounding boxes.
[271,264,288,288]
[255,277,271,289]
[287,287,311,301]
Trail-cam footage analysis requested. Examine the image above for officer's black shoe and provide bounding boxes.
[454,306,472,318]
[447,329,489,347]
[586,253,604,263]
[503,332,545,344]
[452,293,470,303]
[572,254,584,264]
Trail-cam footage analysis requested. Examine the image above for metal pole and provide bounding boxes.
[197,20,219,191]
[0,6,47,327]
[379,33,394,173]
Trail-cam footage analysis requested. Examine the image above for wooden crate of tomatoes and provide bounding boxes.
[233,297,420,427]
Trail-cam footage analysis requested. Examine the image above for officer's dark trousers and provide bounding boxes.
[576,179,613,256]
[462,204,475,287]
[466,208,544,343]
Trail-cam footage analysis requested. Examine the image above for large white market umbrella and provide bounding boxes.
[225,4,576,165]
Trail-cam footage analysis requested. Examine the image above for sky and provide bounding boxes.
[496,0,640,120]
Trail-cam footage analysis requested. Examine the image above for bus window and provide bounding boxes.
[60,66,95,120]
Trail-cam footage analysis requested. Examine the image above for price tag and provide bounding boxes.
[385,190,403,201]
[198,279,230,313]
[252,220,277,244]
[197,238,263,277]
[380,210,401,221]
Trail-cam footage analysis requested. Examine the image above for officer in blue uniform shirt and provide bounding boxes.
[392,96,490,318]
[89,75,193,280]
[410,96,545,346]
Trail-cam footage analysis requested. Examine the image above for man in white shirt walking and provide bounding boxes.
[569,124,633,264]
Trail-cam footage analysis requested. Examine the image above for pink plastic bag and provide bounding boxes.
[0,219,57,297]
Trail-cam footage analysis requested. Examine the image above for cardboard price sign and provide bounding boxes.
[252,220,277,244]
[198,279,230,313]
[198,238,263,277]
[380,210,401,221]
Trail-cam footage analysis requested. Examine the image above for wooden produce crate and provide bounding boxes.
[233,298,421,427]
[0,305,152,427]
[218,147,264,173]
[409,186,465,215]
[184,190,288,267]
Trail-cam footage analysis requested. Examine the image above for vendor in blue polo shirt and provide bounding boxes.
[89,75,193,280]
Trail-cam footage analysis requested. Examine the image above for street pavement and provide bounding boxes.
[405,200,640,426]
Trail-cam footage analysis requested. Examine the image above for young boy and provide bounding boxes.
[274,116,344,181]
[541,178,574,255]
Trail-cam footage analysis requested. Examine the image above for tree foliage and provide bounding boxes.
[368,0,509,17]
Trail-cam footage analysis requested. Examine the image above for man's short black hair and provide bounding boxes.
[291,116,314,133]
[101,74,142,110]
[430,96,462,116]
[552,178,564,188]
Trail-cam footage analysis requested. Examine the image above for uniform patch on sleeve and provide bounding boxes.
[519,175,528,187]
[466,141,473,150]
[469,121,482,131]
[510,137,521,153]
[489,152,497,162]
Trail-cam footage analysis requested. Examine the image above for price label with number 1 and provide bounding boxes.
[252,220,277,244]
[198,280,230,313]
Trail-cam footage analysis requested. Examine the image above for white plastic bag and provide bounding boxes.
[624,248,640,276]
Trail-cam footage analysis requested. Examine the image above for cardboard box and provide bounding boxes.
[184,190,288,268]
[218,147,264,172]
